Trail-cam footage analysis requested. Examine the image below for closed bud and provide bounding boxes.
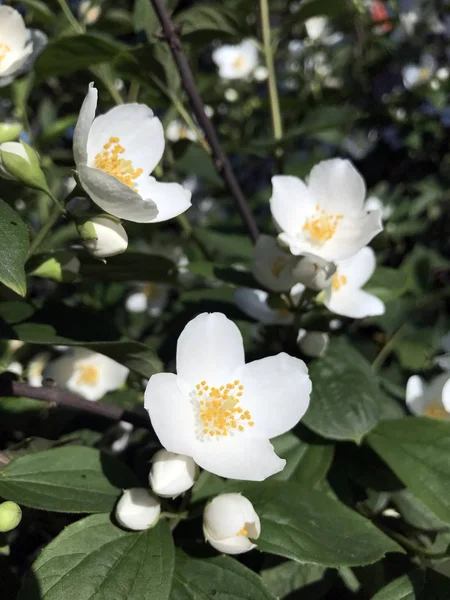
[149,450,198,498]
[0,501,22,532]
[0,141,49,192]
[292,255,336,291]
[115,488,160,531]
[297,329,329,357]
[252,235,300,292]
[203,493,260,555]
[78,215,128,259]
[0,122,22,144]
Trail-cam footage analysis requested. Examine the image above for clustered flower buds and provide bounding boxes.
[149,450,198,498]
[115,488,161,531]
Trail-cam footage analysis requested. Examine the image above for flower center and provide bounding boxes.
[303,204,343,244]
[194,379,254,438]
[419,67,430,82]
[0,43,11,64]
[232,56,246,70]
[76,364,100,386]
[94,137,143,191]
[236,526,248,536]
[424,401,449,420]
[332,273,347,291]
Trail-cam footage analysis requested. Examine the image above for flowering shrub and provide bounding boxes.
[1,0,450,598]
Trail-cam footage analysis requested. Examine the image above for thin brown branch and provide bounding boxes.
[0,376,152,430]
[149,0,260,243]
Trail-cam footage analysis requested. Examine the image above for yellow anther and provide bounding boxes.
[238,385,243,390]
[94,136,143,191]
[303,206,344,244]
[239,426,244,431]
[332,274,348,291]
[249,422,254,426]
[232,56,246,70]
[0,43,11,64]
[424,402,449,420]
[201,380,206,385]
[76,364,99,386]
[196,379,252,437]
[236,526,248,536]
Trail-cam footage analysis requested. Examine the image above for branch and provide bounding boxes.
[0,376,152,430]
[150,0,260,243]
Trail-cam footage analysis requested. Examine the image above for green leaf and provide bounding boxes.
[371,569,450,600]
[175,4,239,37]
[171,551,275,600]
[368,417,450,525]
[133,0,178,40]
[0,446,138,513]
[365,267,408,303]
[261,561,329,599]
[18,515,174,600]
[80,252,177,283]
[237,482,401,567]
[303,338,381,442]
[288,0,351,22]
[0,200,29,296]
[11,0,58,24]
[35,34,126,78]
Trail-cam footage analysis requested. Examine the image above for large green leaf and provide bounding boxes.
[371,570,450,600]
[368,417,450,525]
[18,515,174,600]
[237,482,401,567]
[261,561,330,599]
[0,200,29,297]
[80,252,177,283]
[175,4,239,37]
[303,338,382,442]
[0,446,138,513]
[171,551,275,600]
[35,34,126,78]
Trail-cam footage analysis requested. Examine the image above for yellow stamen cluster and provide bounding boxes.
[196,379,254,437]
[332,273,348,291]
[232,56,246,70]
[94,137,143,191]
[76,364,100,386]
[424,402,449,420]
[0,43,11,64]
[303,204,343,243]
[236,526,248,537]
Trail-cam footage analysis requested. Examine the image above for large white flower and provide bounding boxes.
[0,6,47,87]
[73,83,192,223]
[212,39,259,80]
[43,348,129,401]
[145,313,311,481]
[270,159,382,261]
[406,374,450,420]
[323,247,385,319]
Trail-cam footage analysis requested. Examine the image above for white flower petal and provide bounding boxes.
[193,437,285,480]
[241,353,311,438]
[321,211,382,261]
[325,288,385,318]
[176,313,245,387]
[441,378,450,413]
[74,83,98,166]
[78,165,159,223]
[137,177,192,223]
[0,7,27,52]
[336,247,377,289]
[86,103,164,176]
[234,288,293,325]
[270,175,315,237]
[252,235,299,292]
[308,159,366,215]
[206,535,256,554]
[145,373,196,455]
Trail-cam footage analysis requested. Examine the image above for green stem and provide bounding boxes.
[372,324,407,373]
[260,0,283,143]
[128,81,140,103]
[56,0,83,33]
[26,201,65,260]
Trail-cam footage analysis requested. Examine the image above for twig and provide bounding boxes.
[0,376,152,430]
[149,0,260,243]
[260,0,283,142]
[372,324,407,373]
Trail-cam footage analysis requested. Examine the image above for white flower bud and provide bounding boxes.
[0,501,22,532]
[203,493,261,555]
[0,141,49,192]
[115,488,160,531]
[80,215,128,259]
[0,122,22,144]
[297,329,329,358]
[149,450,198,498]
[291,254,336,291]
[0,141,28,180]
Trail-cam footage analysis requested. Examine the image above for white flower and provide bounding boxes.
[166,120,196,143]
[253,66,268,81]
[111,421,133,453]
[212,39,259,80]
[0,6,47,87]
[125,283,169,317]
[406,374,450,420]
[364,196,393,220]
[145,313,311,481]
[43,348,129,401]
[270,159,382,261]
[291,254,336,291]
[82,215,128,259]
[297,330,329,357]
[73,83,192,223]
[203,493,260,555]
[79,0,102,25]
[305,17,327,40]
[27,352,50,387]
[402,54,436,89]
[323,247,385,319]
[115,488,160,531]
[252,235,300,292]
[149,450,198,498]
[234,288,294,325]
[7,361,22,376]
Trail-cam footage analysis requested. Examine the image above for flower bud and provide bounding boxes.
[203,493,260,555]
[252,235,300,292]
[297,329,329,358]
[78,215,128,259]
[0,501,22,533]
[115,488,160,531]
[149,450,198,498]
[291,254,336,291]
[0,141,49,192]
[0,122,22,144]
